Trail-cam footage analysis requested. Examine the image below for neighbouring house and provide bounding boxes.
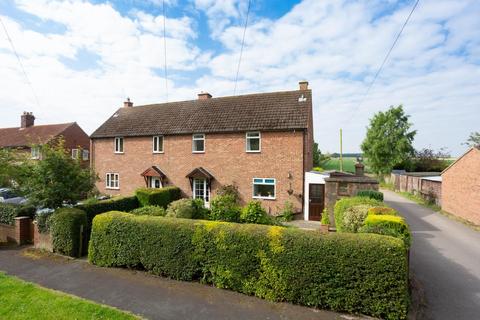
[304,162,379,224]
[90,81,313,214]
[0,112,90,162]
[441,146,480,225]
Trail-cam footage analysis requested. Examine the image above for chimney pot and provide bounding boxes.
[299,81,309,90]
[21,112,35,128]
[355,162,365,176]
[123,97,133,108]
[198,92,212,100]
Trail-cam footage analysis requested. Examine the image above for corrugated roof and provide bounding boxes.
[91,89,311,138]
[0,123,74,148]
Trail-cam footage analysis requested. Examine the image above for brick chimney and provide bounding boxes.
[198,92,212,100]
[21,112,35,128]
[123,97,133,108]
[355,162,365,176]
[299,80,309,90]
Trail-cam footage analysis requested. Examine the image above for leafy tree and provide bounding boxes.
[313,142,330,167]
[463,131,480,147]
[361,105,416,175]
[0,148,27,187]
[412,148,451,172]
[19,139,97,209]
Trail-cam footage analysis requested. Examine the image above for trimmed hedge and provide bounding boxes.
[135,187,181,208]
[130,205,166,216]
[356,190,384,201]
[360,214,411,247]
[0,203,36,225]
[89,212,409,319]
[368,206,398,216]
[49,208,87,257]
[334,197,382,232]
[77,196,139,226]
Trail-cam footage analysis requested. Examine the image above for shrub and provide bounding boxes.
[360,214,411,247]
[320,208,330,225]
[216,184,240,203]
[35,209,54,234]
[334,196,382,232]
[240,201,275,225]
[342,205,370,233]
[191,198,210,220]
[0,203,36,225]
[89,212,409,319]
[135,187,181,208]
[130,205,166,217]
[210,194,241,222]
[166,199,197,219]
[77,195,139,226]
[368,206,398,216]
[356,190,384,201]
[49,208,87,257]
[277,201,295,222]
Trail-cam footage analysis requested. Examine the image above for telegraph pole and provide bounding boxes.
[340,128,344,172]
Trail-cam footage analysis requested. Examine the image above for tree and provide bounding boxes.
[312,142,330,167]
[19,139,97,209]
[463,131,480,147]
[0,148,28,187]
[412,147,451,172]
[361,105,416,175]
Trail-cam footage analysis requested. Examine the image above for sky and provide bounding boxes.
[0,0,479,156]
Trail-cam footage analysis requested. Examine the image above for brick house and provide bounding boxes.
[441,146,480,225]
[90,81,313,214]
[0,112,90,161]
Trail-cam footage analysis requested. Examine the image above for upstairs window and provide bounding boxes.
[246,132,261,152]
[31,146,40,159]
[106,173,119,189]
[253,178,276,200]
[192,134,205,153]
[114,137,124,153]
[153,136,164,153]
[82,150,89,161]
[71,149,79,159]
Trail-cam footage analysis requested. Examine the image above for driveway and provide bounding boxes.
[382,189,480,320]
[0,247,352,320]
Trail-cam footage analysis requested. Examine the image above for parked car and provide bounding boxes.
[0,188,27,205]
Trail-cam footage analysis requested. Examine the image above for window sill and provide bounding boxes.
[106,187,120,190]
[114,152,124,154]
[192,151,205,154]
[246,150,261,153]
[153,151,164,154]
[253,196,276,200]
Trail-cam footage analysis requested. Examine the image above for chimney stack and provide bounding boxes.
[355,162,365,176]
[21,112,35,128]
[299,80,309,90]
[198,92,212,100]
[123,97,133,108]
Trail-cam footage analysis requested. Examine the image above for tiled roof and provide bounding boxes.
[0,123,74,148]
[91,90,311,138]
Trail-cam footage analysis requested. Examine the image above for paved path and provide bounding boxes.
[0,247,352,320]
[382,190,480,320]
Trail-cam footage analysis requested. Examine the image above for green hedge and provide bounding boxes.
[334,197,382,232]
[89,212,409,319]
[49,208,87,257]
[0,203,36,225]
[360,214,411,247]
[368,206,398,216]
[77,196,139,226]
[135,187,181,208]
[356,190,384,201]
[130,205,166,216]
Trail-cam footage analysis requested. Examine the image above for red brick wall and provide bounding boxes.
[442,148,480,225]
[420,179,442,206]
[92,131,306,214]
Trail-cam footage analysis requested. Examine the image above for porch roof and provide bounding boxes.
[140,166,166,178]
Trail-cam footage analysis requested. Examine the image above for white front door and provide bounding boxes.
[193,178,210,208]
[149,177,162,188]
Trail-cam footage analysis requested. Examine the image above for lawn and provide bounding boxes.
[0,272,140,320]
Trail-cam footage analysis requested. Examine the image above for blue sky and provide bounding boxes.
[0,0,479,156]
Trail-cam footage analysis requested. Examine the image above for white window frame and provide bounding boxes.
[192,133,205,153]
[82,149,89,161]
[148,176,163,189]
[252,178,276,200]
[193,178,210,208]
[246,131,261,152]
[31,146,40,159]
[71,148,79,159]
[152,135,164,153]
[114,137,124,154]
[106,173,119,190]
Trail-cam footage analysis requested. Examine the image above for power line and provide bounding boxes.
[346,0,420,123]
[233,0,251,95]
[162,0,168,102]
[0,16,41,109]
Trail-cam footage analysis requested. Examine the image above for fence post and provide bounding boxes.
[78,225,84,258]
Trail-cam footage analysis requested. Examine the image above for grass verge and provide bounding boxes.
[0,272,141,320]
